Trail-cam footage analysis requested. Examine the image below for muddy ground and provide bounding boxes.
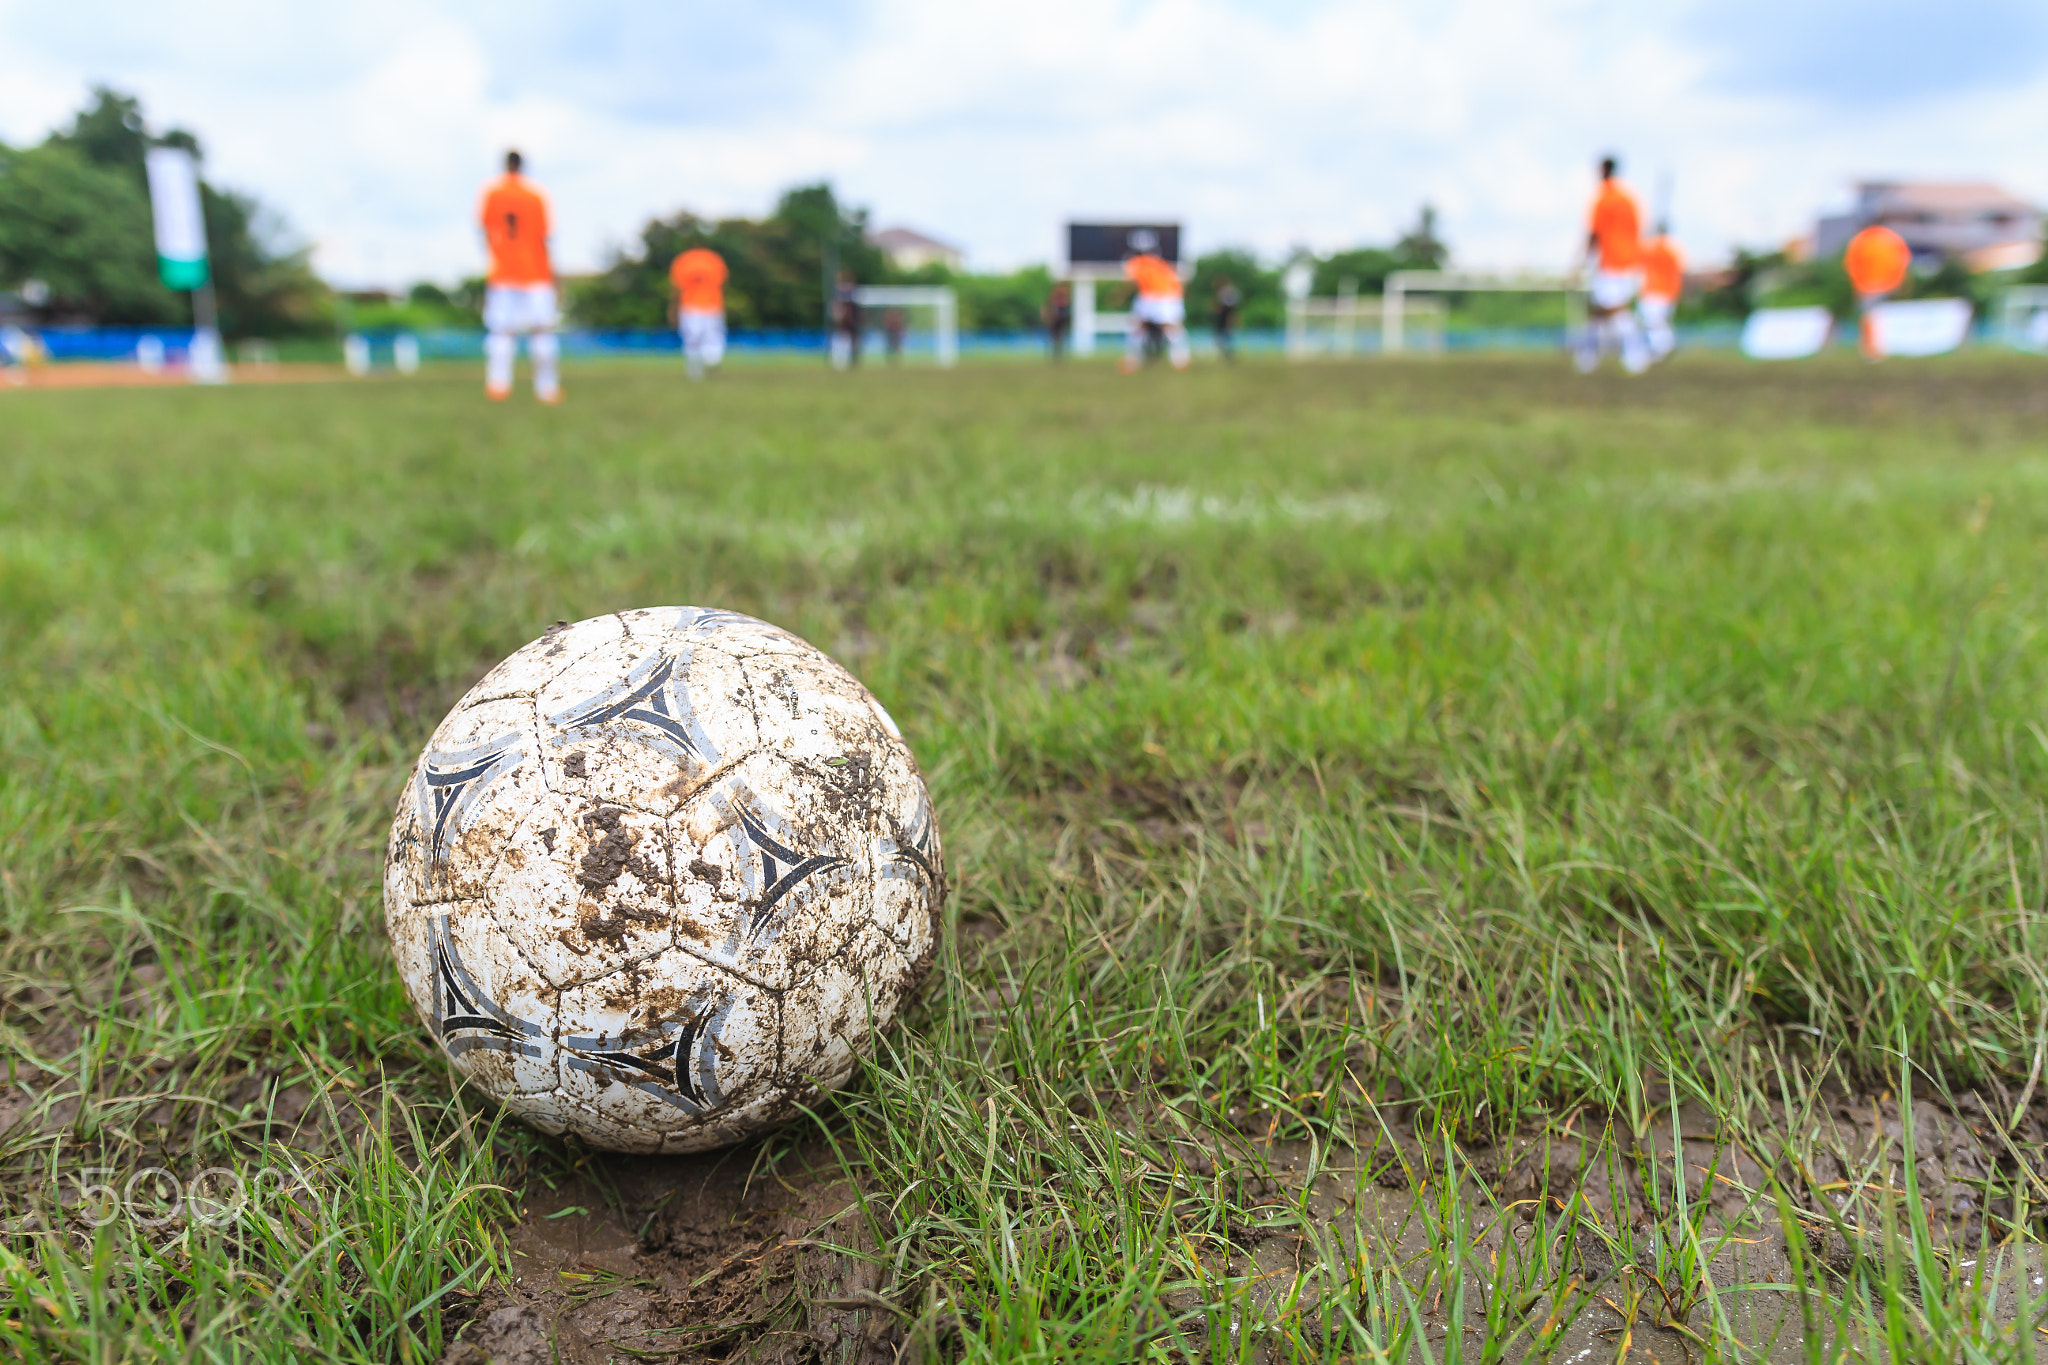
[436,1081,2048,1364]
[441,1139,900,1365]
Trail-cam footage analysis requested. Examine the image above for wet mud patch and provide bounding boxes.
[443,1075,2048,1365]
[446,1141,898,1365]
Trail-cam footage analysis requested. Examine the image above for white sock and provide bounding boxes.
[1166,324,1190,369]
[485,332,515,395]
[530,332,560,400]
[1614,313,1650,375]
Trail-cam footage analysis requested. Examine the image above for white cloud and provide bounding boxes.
[2,0,2045,287]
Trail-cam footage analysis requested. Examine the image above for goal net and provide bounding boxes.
[851,286,959,367]
[1380,271,1582,354]
[1284,293,1446,357]
[1998,286,2048,353]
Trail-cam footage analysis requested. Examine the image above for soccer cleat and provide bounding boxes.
[487,385,511,401]
[537,390,564,405]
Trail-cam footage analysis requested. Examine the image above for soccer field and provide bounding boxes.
[5,355,2048,1361]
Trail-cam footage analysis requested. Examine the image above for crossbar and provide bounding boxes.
[1382,270,1580,354]
[851,286,958,367]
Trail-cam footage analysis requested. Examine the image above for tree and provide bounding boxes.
[1310,246,1401,298]
[934,264,1054,332]
[1394,203,1449,270]
[198,184,331,336]
[1311,204,1450,296]
[1187,249,1284,328]
[47,86,197,185]
[570,183,890,330]
[0,141,177,322]
[0,87,327,334]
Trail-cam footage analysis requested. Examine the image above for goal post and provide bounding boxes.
[1284,295,1447,357]
[1381,270,1583,354]
[1998,285,2048,352]
[851,286,959,367]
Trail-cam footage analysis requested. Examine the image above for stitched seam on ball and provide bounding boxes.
[433,903,560,1074]
[544,939,678,992]
[612,606,665,643]
[645,934,782,994]
[414,703,538,904]
[470,706,542,892]
[656,749,751,815]
[570,795,676,823]
[527,617,629,701]
[695,638,762,759]
[726,650,775,754]
[482,794,601,995]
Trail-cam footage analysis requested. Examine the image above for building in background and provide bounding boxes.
[1814,182,2042,272]
[868,226,964,272]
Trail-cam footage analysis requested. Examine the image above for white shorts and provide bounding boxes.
[1589,270,1642,311]
[679,308,725,360]
[1636,295,1674,325]
[483,283,560,333]
[1132,294,1186,327]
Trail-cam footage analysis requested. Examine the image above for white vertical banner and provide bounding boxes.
[144,146,226,382]
[144,148,209,289]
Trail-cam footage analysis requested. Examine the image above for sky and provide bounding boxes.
[4,0,2047,288]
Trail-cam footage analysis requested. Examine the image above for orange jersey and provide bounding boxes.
[1589,181,1643,271]
[1844,224,1910,296]
[1123,253,1182,299]
[479,174,552,286]
[669,248,728,311]
[1640,236,1683,301]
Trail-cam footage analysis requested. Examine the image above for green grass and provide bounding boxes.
[6,355,2048,1360]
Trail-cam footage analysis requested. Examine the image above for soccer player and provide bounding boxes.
[1120,231,1190,372]
[1573,156,1650,375]
[1212,276,1243,363]
[668,245,728,380]
[478,151,560,402]
[1843,223,1911,360]
[830,271,862,370]
[1636,224,1683,363]
[1043,281,1072,361]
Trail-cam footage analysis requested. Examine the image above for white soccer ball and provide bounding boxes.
[382,607,945,1152]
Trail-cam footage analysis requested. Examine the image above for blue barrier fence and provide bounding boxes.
[37,327,203,362]
[12,318,2021,365]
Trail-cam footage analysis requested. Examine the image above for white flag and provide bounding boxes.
[144,147,209,289]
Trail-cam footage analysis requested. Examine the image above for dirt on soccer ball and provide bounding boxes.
[382,606,945,1152]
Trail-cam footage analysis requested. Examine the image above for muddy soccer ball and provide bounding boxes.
[382,607,944,1152]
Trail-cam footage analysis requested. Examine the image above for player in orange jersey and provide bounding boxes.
[668,246,728,380]
[478,150,561,402]
[1843,224,1911,360]
[1636,223,1684,363]
[1120,230,1190,372]
[1573,156,1650,375]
